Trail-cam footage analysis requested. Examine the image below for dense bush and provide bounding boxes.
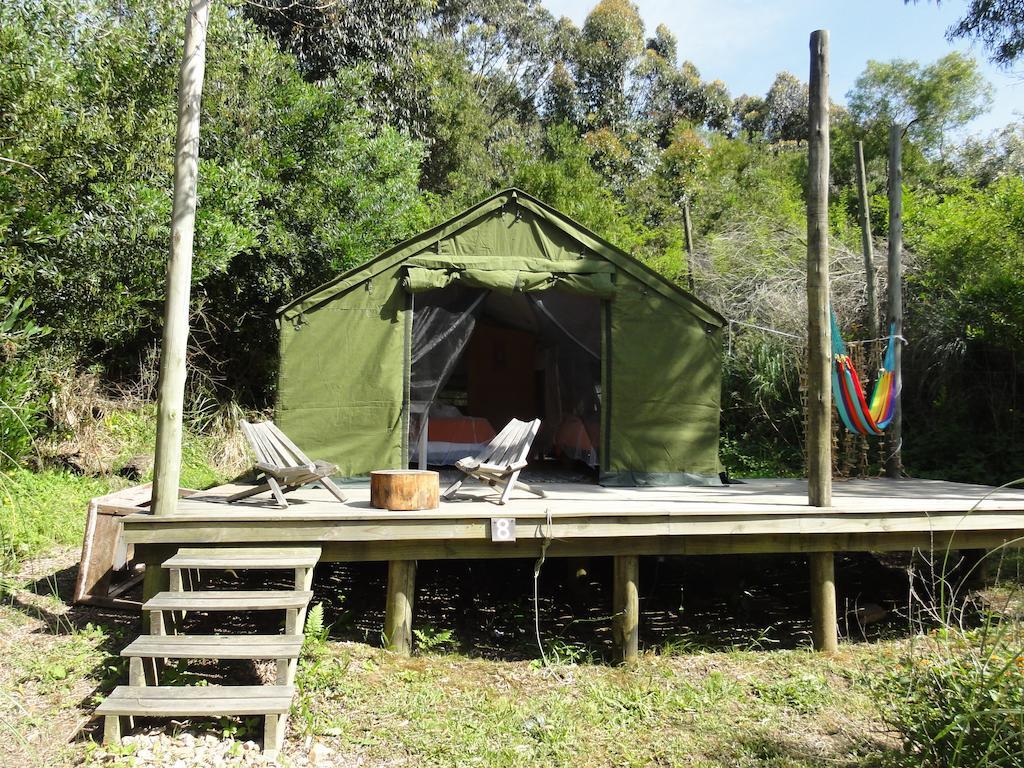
[880,626,1024,766]
[0,294,50,467]
[1,0,430,402]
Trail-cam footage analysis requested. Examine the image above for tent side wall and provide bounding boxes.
[276,266,409,476]
[604,275,723,485]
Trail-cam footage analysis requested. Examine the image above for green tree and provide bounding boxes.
[908,0,1024,67]
[846,53,992,156]
[763,72,808,143]
[575,0,645,129]
[634,27,732,144]
[542,60,580,126]
[955,122,1024,185]
[0,0,429,403]
[733,94,768,137]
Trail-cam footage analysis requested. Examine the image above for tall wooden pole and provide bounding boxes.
[806,30,838,653]
[151,0,211,517]
[885,125,904,478]
[682,201,696,292]
[806,29,832,509]
[854,141,878,339]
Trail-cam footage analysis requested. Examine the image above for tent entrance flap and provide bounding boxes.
[410,287,602,471]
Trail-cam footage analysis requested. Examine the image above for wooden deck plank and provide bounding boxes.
[122,635,303,659]
[143,590,313,611]
[97,685,294,716]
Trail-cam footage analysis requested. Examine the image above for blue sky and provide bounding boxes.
[543,0,1021,136]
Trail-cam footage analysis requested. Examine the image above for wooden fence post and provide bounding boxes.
[809,551,839,652]
[682,201,696,292]
[806,28,832,510]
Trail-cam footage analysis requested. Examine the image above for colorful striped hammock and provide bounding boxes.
[830,311,898,435]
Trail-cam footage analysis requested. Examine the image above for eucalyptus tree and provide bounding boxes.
[763,72,808,143]
[908,0,1024,67]
[575,0,645,130]
[846,52,992,158]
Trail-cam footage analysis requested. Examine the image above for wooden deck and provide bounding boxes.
[120,477,1024,560]
[117,477,1024,659]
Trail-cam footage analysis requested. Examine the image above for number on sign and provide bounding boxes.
[491,517,516,542]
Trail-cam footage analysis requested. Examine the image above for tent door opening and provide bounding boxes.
[408,286,602,475]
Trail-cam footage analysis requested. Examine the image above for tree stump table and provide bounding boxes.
[370,470,440,511]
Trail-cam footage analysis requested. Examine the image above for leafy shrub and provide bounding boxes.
[879,627,1024,766]
[0,293,50,467]
[0,357,46,468]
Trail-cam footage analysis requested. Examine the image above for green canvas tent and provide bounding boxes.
[277,189,725,486]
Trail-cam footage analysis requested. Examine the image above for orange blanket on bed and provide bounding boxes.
[428,417,496,444]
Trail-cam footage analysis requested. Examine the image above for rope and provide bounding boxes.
[846,334,908,347]
[533,507,554,666]
[727,318,907,347]
[727,319,802,340]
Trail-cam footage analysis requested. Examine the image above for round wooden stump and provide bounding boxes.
[370,470,440,511]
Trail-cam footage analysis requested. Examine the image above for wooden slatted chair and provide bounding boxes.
[442,418,545,505]
[227,421,347,508]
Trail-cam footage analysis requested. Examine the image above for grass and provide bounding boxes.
[1,540,900,768]
[0,469,115,567]
[0,405,238,574]
[6,539,1024,767]
[287,642,892,767]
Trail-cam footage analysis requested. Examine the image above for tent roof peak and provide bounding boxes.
[278,188,724,327]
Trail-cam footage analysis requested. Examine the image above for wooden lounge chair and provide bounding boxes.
[442,418,545,505]
[227,421,347,508]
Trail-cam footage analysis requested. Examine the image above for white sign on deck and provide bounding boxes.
[490,517,516,542]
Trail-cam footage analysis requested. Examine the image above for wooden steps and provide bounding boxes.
[164,546,322,570]
[122,634,304,660]
[97,545,321,758]
[144,590,313,612]
[98,685,295,715]
[99,685,294,758]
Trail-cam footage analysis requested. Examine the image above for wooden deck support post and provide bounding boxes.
[384,560,416,656]
[885,125,904,479]
[809,552,839,652]
[141,564,169,635]
[613,555,639,663]
[807,29,838,653]
[151,0,211,518]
